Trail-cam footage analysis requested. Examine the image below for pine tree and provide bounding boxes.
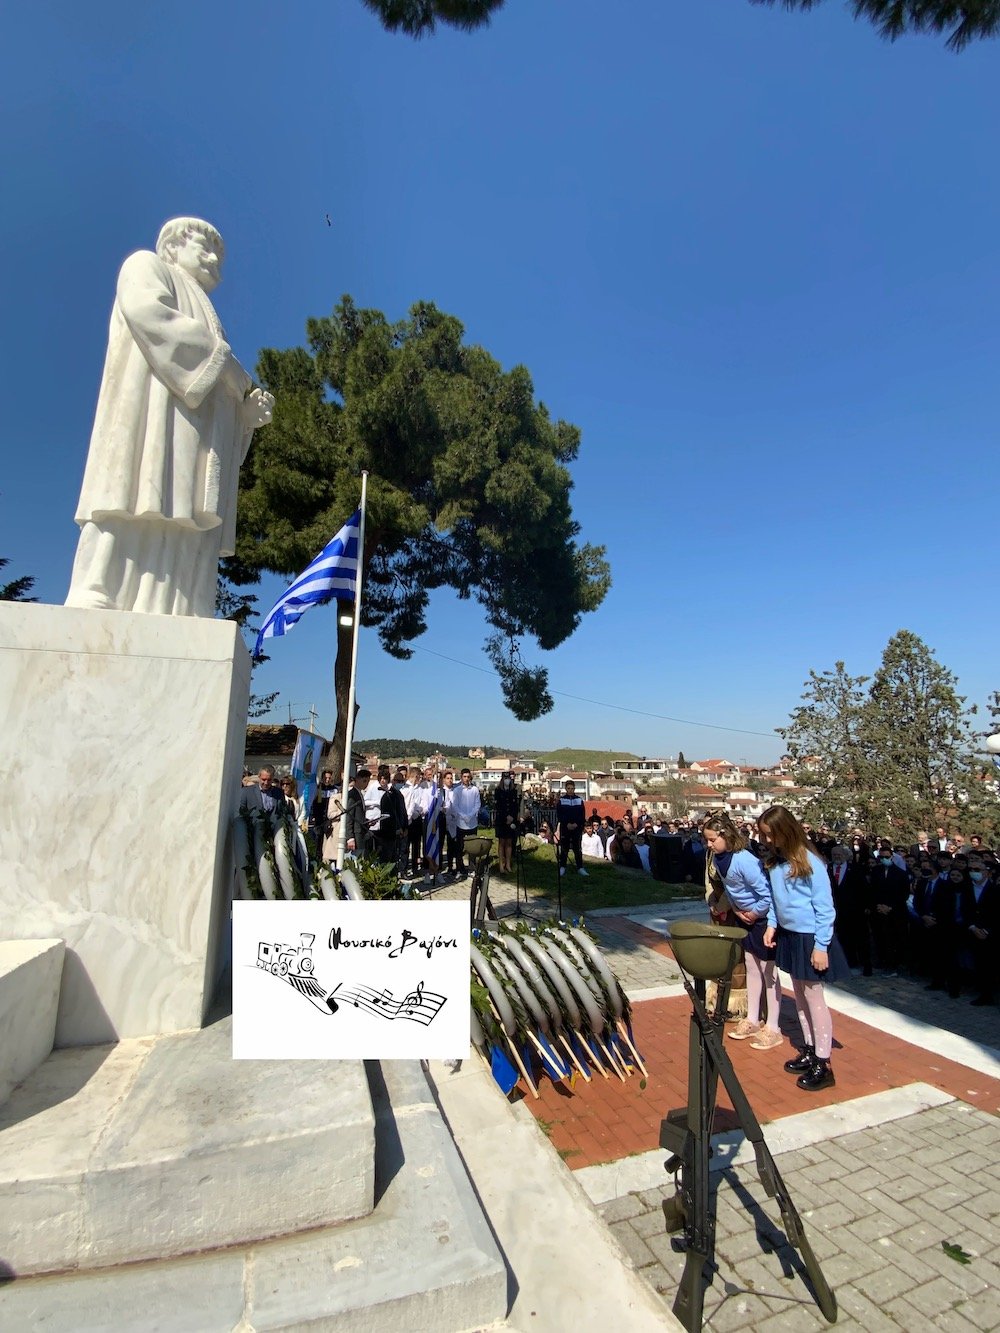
[781,631,995,836]
[0,557,37,602]
[361,0,1000,50]
[230,296,610,767]
[677,750,687,769]
[779,661,873,827]
[750,1,998,50]
[361,0,502,36]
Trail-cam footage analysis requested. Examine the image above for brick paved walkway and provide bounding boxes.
[526,990,1000,1168]
[600,1101,1000,1331]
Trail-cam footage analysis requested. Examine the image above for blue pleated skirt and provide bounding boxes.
[776,928,851,983]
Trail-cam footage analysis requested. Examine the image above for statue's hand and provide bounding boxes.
[243,387,275,429]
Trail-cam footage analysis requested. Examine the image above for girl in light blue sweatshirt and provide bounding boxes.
[759,805,849,1092]
[702,814,783,1050]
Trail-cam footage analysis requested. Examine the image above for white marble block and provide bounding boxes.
[0,940,65,1105]
[0,603,250,1046]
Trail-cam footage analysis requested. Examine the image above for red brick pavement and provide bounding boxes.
[526,919,1000,1169]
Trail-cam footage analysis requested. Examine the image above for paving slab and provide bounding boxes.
[598,1100,1000,1331]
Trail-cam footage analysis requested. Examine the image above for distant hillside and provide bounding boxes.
[355,739,543,762]
[353,740,637,771]
[533,748,640,772]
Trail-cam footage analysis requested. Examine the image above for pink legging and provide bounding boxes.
[747,954,782,1031]
[790,978,833,1060]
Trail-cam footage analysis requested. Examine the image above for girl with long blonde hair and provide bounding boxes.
[758,805,849,1092]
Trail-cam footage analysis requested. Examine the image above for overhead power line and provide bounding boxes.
[413,645,778,740]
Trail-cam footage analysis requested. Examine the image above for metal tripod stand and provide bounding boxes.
[660,921,837,1332]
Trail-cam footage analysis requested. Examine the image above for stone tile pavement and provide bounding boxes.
[599,1100,1000,1330]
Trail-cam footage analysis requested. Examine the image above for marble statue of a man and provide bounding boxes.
[66,218,274,617]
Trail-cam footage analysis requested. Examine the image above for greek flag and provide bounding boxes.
[423,781,442,868]
[254,510,360,657]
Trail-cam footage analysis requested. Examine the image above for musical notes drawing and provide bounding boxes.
[340,980,446,1026]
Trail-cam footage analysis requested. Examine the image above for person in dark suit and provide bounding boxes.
[966,855,998,1006]
[866,848,910,975]
[828,845,871,973]
[239,765,288,818]
[926,866,975,997]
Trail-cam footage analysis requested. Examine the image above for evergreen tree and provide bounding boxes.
[362,0,502,36]
[216,574,279,718]
[751,1,999,50]
[362,0,1000,49]
[230,296,610,767]
[858,630,984,833]
[0,557,37,602]
[779,661,873,827]
[781,631,993,836]
[677,750,687,769]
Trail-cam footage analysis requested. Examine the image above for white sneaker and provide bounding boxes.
[578,868,589,876]
[559,866,566,877]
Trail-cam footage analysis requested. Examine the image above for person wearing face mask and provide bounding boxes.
[759,805,849,1092]
[965,856,997,1006]
[494,773,522,874]
[866,841,910,977]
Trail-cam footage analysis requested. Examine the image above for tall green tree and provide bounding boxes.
[780,660,874,827]
[216,576,279,718]
[0,557,37,602]
[362,0,502,35]
[751,1,999,50]
[230,296,610,766]
[362,0,1000,48]
[781,631,993,835]
[856,630,981,831]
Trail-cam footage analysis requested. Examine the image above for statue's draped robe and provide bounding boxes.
[68,250,252,615]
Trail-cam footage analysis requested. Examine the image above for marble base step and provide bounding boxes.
[0,1059,507,1332]
[0,1017,375,1275]
[0,939,64,1107]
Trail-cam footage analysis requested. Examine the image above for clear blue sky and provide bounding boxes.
[4,2,997,764]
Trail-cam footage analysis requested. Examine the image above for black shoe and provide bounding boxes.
[926,982,945,991]
[948,988,961,999]
[783,1046,816,1074]
[971,995,994,1006]
[797,1059,835,1092]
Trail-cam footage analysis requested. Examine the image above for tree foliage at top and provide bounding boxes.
[780,630,997,836]
[216,576,279,718]
[361,0,502,36]
[361,0,1000,48]
[0,557,37,602]
[231,296,610,761]
[751,0,999,50]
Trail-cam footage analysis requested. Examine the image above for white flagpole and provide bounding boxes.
[336,471,369,869]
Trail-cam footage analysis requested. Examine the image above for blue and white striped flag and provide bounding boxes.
[423,781,442,868]
[254,509,360,657]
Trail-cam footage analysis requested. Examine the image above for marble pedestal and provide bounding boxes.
[0,603,250,1046]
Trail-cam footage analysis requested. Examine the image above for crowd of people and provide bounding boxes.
[241,764,996,1011]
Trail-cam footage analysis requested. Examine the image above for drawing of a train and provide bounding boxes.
[257,933,315,977]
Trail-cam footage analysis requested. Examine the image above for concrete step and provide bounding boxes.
[0,939,64,1107]
[0,1057,507,1332]
[0,1016,375,1275]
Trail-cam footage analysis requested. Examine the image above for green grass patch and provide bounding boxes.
[490,835,701,913]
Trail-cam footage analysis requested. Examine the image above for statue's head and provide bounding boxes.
[156,217,225,292]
